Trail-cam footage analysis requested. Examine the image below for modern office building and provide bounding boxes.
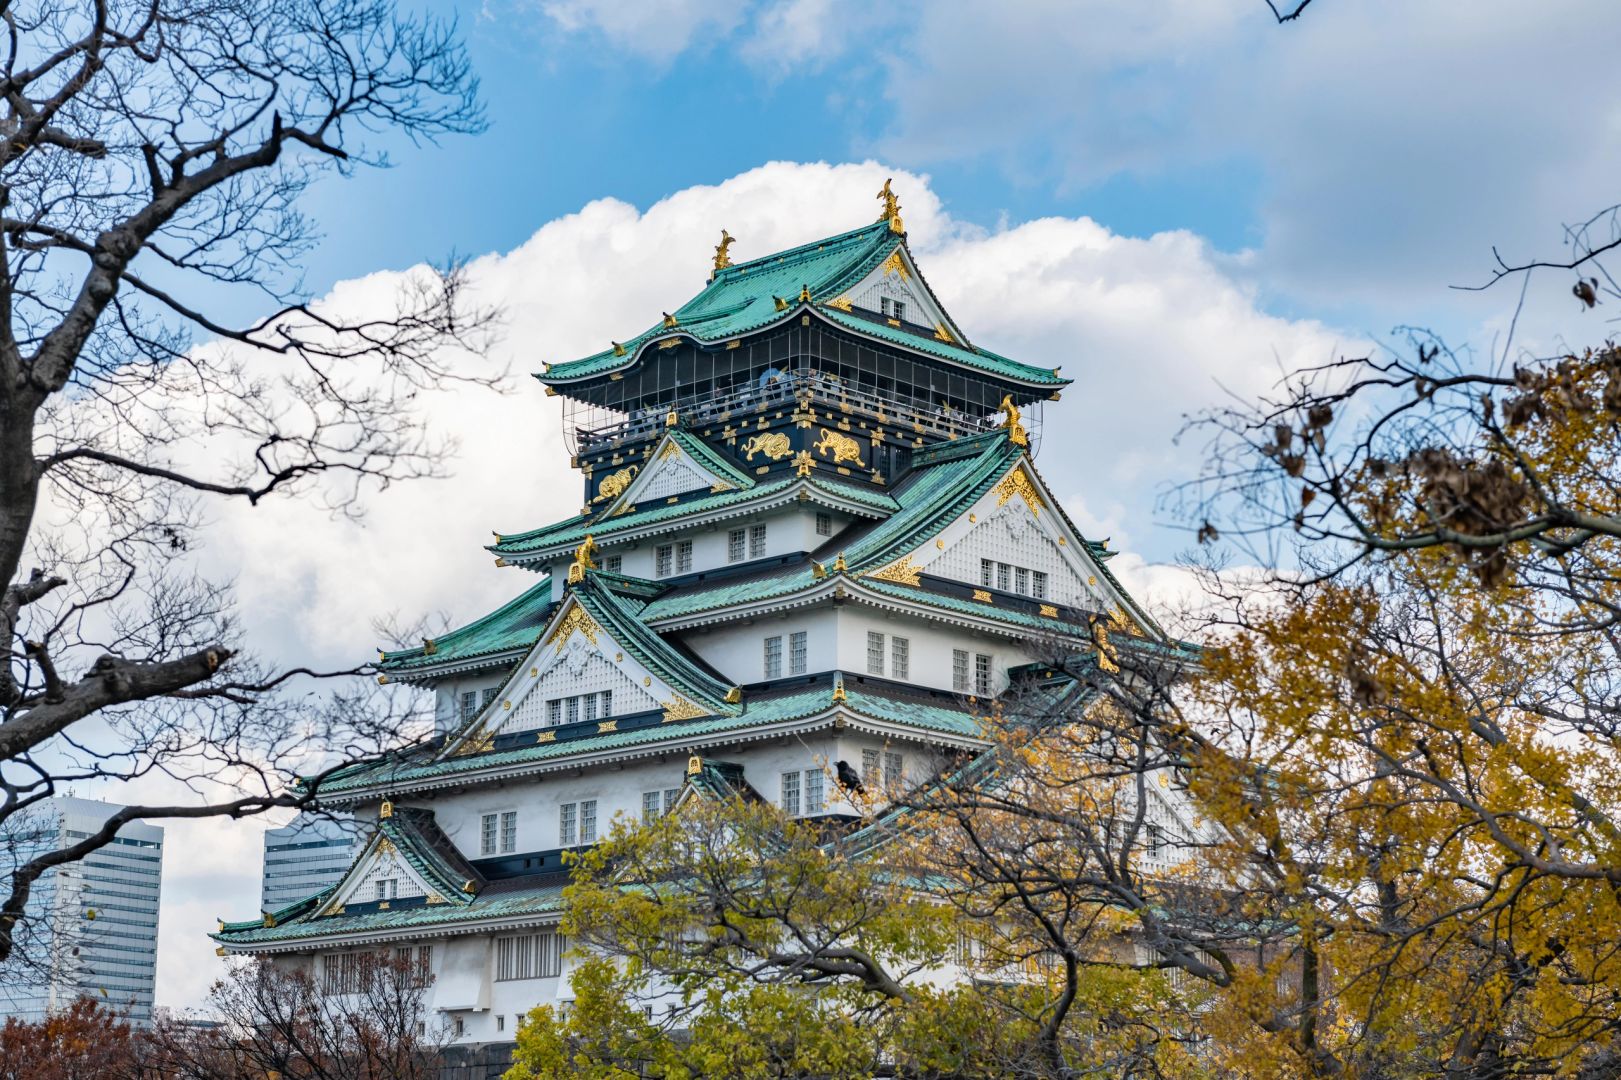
[261,813,357,912]
[0,797,164,1024]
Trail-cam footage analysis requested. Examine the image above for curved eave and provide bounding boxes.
[308,702,984,805]
[535,304,1072,392]
[490,477,897,565]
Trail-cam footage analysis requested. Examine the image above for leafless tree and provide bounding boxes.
[0,0,496,969]
[147,955,443,1080]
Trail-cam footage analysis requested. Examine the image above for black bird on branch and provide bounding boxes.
[835,760,864,794]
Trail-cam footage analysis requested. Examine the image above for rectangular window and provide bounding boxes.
[893,300,906,323]
[460,691,478,723]
[789,631,808,675]
[583,693,599,723]
[805,769,825,814]
[559,803,577,847]
[605,554,622,574]
[375,877,398,901]
[500,811,517,854]
[642,791,662,825]
[1015,567,1029,595]
[580,800,598,844]
[880,296,891,317]
[728,528,746,563]
[546,700,561,726]
[862,749,880,787]
[566,697,580,725]
[600,690,613,717]
[980,559,994,588]
[953,650,970,693]
[495,932,566,981]
[480,814,498,857]
[1032,571,1048,600]
[482,687,499,706]
[497,1015,505,1033]
[891,637,909,681]
[974,653,992,697]
[764,635,783,680]
[676,540,693,573]
[996,563,1010,592]
[664,788,681,813]
[867,631,885,676]
[884,752,904,789]
[815,512,832,536]
[780,771,801,817]
[748,524,767,558]
[656,544,673,577]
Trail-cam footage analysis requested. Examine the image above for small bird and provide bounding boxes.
[835,760,864,793]
[1574,277,1601,309]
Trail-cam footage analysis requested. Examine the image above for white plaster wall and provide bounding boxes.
[577,507,848,584]
[432,673,511,736]
[679,607,838,685]
[833,607,1035,697]
[395,730,888,862]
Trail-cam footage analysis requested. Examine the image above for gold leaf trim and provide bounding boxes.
[867,555,922,587]
[995,467,1043,515]
[662,696,707,724]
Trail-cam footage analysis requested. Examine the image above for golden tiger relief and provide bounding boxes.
[814,429,865,467]
[741,432,792,461]
[593,465,639,503]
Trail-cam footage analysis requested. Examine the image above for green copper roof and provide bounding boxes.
[636,431,1022,623]
[538,221,1068,389]
[315,677,981,797]
[490,474,898,559]
[216,880,568,947]
[379,576,555,675]
[569,575,739,715]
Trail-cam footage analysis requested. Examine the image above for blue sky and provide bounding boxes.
[127,0,1621,1008]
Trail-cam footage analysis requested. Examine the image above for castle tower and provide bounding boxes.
[214,187,1176,1047]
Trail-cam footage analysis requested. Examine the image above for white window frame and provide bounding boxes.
[891,636,909,681]
[499,811,517,854]
[952,650,970,692]
[728,528,746,563]
[676,540,693,573]
[780,771,801,817]
[655,544,673,578]
[866,631,885,676]
[748,523,767,558]
[764,635,783,680]
[789,631,808,675]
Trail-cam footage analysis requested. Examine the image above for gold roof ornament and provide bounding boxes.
[798,284,811,303]
[662,311,678,328]
[1000,395,1028,447]
[725,686,742,704]
[567,534,598,584]
[877,178,904,234]
[612,341,626,357]
[711,229,735,279]
[832,673,848,704]
[687,754,703,776]
[379,800,393,819]
[832,551,848,574]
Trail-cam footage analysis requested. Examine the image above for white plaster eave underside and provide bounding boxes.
[322,708,987,805]
[220,909,563,955]
[502,479,891,567]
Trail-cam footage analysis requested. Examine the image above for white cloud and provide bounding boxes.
[538,0,746,59]
[79,161,1344,1009]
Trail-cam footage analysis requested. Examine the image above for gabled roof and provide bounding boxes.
[490,473,898,562]
[537,220,1068,390]
[596,428,758,517]
[313,674,986,800]
[378,576,555,679]
[634,431,1023,624]
[216,806,483,941]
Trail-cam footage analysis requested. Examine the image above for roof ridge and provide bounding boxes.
[712,220,893,279]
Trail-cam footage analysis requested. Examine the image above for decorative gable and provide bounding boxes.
[330,835,434,907]
[445,592,720,754]
[901,460,1154,633]
[829,244,969,347]
[598,432,746,515]
[927,497,1099,610]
